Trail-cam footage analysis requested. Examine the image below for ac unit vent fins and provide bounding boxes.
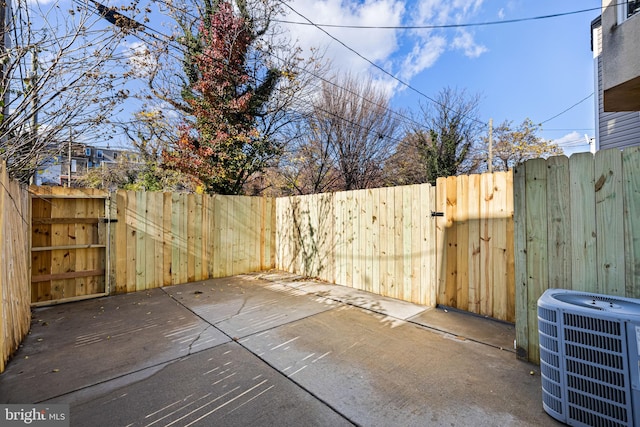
[538,289,640,426]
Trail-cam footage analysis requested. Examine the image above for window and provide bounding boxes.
[618,0,640,23]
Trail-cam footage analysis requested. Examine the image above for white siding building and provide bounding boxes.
[591,0,640,150]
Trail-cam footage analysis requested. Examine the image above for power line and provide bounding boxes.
[275,0,488,129]
[273,6,604,30]
[72,0,426,141]
[539,92,594,125]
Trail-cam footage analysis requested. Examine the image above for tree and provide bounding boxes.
[162,2,279,194]
[475,118,563,172]
[142,0,320,195]
[81,110,197,192]
[281,72,401,194]
[388,87,483,186]
[0,0,138,183]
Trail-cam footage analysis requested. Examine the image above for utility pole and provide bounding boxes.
[1,0,10,129]
[488,118,493,173]
[30,49,38,134]
[68,128,72,187]
[28,49,38,184]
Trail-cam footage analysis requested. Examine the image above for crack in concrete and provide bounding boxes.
[187,324,213,355]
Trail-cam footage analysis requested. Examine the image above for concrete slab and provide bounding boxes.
[277,279,429,321]
[239,304,553,427]
[409,306,516,351]
[0,288,228,403]
[164,276,338,338]
[0,272,561,426]
[66,343,351,427]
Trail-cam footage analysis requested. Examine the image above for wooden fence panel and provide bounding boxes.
[0,162,31,373]
[514,147,640,363]
[30,187,108,304]
[435,172,514,322]
[111,191,275,292]
[276,183,437,306]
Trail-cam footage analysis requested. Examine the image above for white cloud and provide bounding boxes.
[285,0,404,74]
[498,8,505,19]
[452,30,487,58]
[124,41,156,78]
[399,35,447,81]
[552,131,592,156]
[282,0,488,91]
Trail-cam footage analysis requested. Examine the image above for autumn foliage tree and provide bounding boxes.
[162,2,281,194]
[469,118,564,172]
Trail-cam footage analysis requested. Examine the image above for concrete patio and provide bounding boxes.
[0,272,559,426]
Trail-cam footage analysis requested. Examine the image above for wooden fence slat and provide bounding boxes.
[524,159,548,363]
[135,191,147,291]
[493,172,512,321]
[467,174,481,314]
[505,170,515,323]
[187,194,196,282]
[150,192,163,288]
[546,156,571,290]
[365,189,374,294]
[401,185,412,301]
[125,191,137,292]
[569,153,597,292]
[115,191,127,293]
[594,149,625,296]
[479,173,493,317]
[370,189,380,296]
[378,188,390,297]
[513,164,528,359]
[623,147,640,296]
[410,186,420,303]
[455,176,469,311]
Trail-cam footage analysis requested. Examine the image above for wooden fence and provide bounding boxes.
[514,147,640,362]
[435,171,515,322]
[0,162,31,373]
[276,184,438,307]
[112,191,276,293]
[30,186,109,305]
[5,146,637,369]
[275,174,516,319]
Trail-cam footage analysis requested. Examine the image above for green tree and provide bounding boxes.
[387,87,482,186]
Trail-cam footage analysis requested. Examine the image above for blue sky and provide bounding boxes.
[25,0,601,155]
[282,0,602,155]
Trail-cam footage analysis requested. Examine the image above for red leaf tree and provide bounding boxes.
[164,1,280,195]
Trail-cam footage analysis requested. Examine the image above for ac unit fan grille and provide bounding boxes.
[562,313,631,426]
[564,313,621,335]
[568,404,628,427]
[567,375,627,404]
[566,359,626,387]
[564,328,623,353]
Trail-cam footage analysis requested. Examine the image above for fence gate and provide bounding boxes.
[30,188,111,306]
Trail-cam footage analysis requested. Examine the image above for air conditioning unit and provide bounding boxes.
[538,289,640,426]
